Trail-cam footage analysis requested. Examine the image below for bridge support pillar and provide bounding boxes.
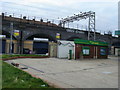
[19,30,23,54]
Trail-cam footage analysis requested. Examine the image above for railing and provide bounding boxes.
[1,12,89,30]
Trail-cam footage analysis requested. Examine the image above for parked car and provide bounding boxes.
[23,48,30,54]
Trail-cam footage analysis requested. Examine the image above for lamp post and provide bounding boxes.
[10,22,13,54]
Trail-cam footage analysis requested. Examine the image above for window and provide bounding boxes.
[100,47,106,55]
[82,46,90,55]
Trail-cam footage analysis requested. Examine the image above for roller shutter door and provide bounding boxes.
[33,42,48,54]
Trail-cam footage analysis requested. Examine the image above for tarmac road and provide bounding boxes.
[6,56,118,88]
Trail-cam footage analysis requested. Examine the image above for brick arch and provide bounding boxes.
[25,33,56,42]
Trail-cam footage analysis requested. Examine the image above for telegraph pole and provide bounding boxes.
[10,22,13,54]
[20,30,23,54]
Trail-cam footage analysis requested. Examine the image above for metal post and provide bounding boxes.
[10,22,13,54]
[94,12,96,41]
[19,30,23,54]
[88,15,90,40]
[88,11,96,41]
[59,11,96,40]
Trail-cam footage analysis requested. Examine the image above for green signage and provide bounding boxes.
[74,39,108,46]
[115,31,120,35]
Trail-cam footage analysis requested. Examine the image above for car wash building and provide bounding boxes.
[74,39,108,59]
[57,40,75,59]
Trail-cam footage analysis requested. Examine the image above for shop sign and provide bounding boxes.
[74,39,108,46]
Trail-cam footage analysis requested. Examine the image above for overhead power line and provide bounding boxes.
[59,11,96,41]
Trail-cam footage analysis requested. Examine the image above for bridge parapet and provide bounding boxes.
[1,13,119,46]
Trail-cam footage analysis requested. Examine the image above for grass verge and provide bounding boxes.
[2,61,58,89]
[0,60,2,89]
[1,54,48,59]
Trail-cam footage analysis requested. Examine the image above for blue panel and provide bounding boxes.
[2,40,6,53]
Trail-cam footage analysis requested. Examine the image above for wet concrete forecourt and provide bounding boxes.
[5,56,118,88]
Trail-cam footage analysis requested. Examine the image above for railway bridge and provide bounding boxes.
[1,13,120,55]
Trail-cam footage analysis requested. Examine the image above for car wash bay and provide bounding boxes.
[33,41,48,54]
[23,38,49,54]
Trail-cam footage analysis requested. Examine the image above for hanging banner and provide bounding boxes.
[14,30,20,37]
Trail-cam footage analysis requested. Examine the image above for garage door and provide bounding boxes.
[33,42,48,54]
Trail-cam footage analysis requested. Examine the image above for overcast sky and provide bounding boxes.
[0,0,119,35]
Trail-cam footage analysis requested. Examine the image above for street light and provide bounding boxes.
[10,22,13,54]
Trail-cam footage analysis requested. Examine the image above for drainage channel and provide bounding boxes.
[19,63,45,73]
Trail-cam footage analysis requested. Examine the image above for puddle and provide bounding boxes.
[102,72,112,74]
